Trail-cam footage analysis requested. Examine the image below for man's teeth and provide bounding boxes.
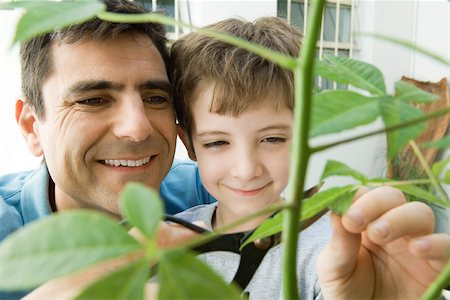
[104,157,151,167]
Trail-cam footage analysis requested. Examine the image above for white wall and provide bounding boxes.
[353,0,450,183]
[0,10,41,174]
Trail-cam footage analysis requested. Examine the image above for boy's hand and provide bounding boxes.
[317,186,450,299]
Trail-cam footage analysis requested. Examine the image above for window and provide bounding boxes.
[278,0,356,90]
[134,0,180,39]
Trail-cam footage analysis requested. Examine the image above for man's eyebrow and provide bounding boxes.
[64,80,123,98]
[138,80,171,94]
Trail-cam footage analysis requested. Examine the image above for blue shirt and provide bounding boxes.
[0,159,215,299]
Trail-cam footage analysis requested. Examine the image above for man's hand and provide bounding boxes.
[317,186,450,299]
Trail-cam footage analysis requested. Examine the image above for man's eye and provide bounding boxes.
[261,137,287,144]
[204,141,228,149]
[144,95,168,104]
[76,98,105,106]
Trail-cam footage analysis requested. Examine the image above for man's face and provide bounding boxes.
[33,33,176,217]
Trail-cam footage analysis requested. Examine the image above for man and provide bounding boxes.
[0,0,448,299]
[1,0,213,298]
[1,0,215,243]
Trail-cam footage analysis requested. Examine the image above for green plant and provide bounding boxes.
[0,1,449,299]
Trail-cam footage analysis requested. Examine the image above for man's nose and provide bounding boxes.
[229,147,263,180]
[112,98,153,142]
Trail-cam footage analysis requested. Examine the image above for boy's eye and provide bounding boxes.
[203,141,228,149]
[261,137,287,144]
[76,98,106,106]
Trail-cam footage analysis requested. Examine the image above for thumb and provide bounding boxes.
[317,213,361,283]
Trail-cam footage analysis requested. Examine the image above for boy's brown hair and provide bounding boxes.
[171,17,302,148]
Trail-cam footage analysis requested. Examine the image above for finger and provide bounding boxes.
[366,201,434,245]
[342,186,406,234]
[317,214,361,282]
[353,186,370,200]
[129,227,147,244]
[410,233,450,261]
[156,222,200,249]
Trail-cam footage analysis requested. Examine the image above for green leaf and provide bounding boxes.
[431,157,450,178]
[443,169,450,185]
[310,90,379,137]
[0,211,142,290]
[395,81,440,103]
[240,212,284,250]
[6,1,105,45]
[314,55,386,95]
[241,185,357,249]
[395,185,450,208]
[328,187,357,214]
[120,183,163,239]
[425,136,450,150]
[302,185,358,218]
[74,259,149,300]
[320,160,368,184]
[378,96,426,160]
[158,250,242,299]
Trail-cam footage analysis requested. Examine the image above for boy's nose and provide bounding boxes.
[113,98,153,142]
[230,149,263,180]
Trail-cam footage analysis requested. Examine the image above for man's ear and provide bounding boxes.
[177,125,197,161]
[16,99,43,157]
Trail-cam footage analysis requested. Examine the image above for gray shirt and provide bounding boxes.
[176,203,331,300]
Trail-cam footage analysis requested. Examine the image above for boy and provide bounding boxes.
[171,16,324,299]
[170,17,448,299]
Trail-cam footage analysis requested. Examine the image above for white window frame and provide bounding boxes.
[284,0,357,89]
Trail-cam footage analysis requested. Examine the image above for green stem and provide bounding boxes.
[97,11,297,70]
[368,178,432,187]
[420,259,450,300]
[282,0,326,299]
[409,140,449,202]
[173,203,289,251]
[311,106,450,153]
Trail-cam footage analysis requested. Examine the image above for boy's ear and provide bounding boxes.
[177,125,197,161]
[16,99,43,157]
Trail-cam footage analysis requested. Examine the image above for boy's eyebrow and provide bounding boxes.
[195,124,292,137]
[257,124,292,132]
[195,130,230,138]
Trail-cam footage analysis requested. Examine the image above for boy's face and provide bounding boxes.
[190,86,292,223]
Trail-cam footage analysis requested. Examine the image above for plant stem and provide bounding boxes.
[282,0,326,299]
[409,140,449,202]
[173,203,289,251]
[368,178,431,187]
[311,106,450,153]
[420,259,450,300]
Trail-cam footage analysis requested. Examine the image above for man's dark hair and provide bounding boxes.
[20,0,170,119]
